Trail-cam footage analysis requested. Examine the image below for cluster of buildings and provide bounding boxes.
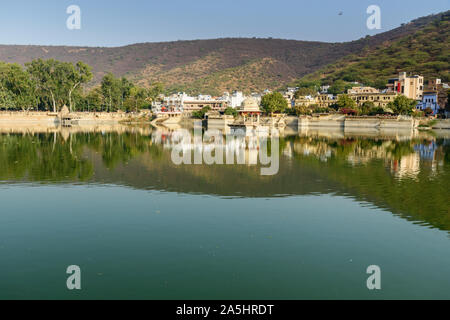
[152,90,270,114]
[293,72,449,115]
[387,73,449,115]
[152,72,449,116]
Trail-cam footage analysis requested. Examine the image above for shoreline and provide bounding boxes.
[0,111,449,130]
[0,111,150,126]
[0,121,449,140]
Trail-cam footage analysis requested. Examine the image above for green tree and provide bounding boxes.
[26,59,63,112]
[387,95,417,115]
[0,87,16,110]
[67,61,93,111]
[224,107,238,117]
[294,104,311,115]
[26,59,93,112]
[192,106,211,119]
[119,77,133,110]
[125,86,149,112]
[291,80,321,92]
[294,87,317,98]
[368,106,387,116]
[359,101,375,115]
[336,94,356,109]
[148,82,164,102]
[101,73,121,112]
[86,87,103,112]
[260,92,288,115]
[328,80,353,95]
[371,79,388,90]
[0,62,37,111]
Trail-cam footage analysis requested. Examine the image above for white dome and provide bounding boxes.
[240,98,260,112]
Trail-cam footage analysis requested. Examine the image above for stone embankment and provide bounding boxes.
[0,111,147,125]
[298,114,421,129]
[432,119,450,129]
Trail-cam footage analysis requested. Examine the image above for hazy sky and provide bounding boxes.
[0,0,448,47]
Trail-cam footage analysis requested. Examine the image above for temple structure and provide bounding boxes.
[238,97,262,124]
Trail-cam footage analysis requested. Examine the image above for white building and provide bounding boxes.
[229,91,245,109]
[197,94,212,101]
[155,92,194,112]
[320,85,330,94]
[250,93,263,105]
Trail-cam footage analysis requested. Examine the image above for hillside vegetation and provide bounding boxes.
[297,11,450,87]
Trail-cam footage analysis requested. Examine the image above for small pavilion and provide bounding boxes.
[238,98,262,124]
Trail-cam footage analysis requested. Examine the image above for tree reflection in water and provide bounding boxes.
[0,127,448,232]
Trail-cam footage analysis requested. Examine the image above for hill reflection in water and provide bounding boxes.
[0,124,449,232]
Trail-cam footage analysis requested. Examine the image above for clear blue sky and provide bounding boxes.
[0,0,448,47]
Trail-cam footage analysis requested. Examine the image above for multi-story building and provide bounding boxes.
[427,79,448,112]
[316,94,336,108]
[347,92,398,108]
[229,91,245,109]
[162,92,191,110]
[428,79,442,91]
[295,95,318,108]
[157,92,228,112]
[182,98,228,112]
[294,94,337,109]
[387,72,424,100]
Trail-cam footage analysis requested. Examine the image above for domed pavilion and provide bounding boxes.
[238,97,261,124]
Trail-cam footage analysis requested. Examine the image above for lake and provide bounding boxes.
[0,124,449,299]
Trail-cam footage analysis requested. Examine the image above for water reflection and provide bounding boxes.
[0,124,449,232]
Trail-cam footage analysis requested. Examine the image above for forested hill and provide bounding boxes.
[0,11,447,95]
[297,11,450,87]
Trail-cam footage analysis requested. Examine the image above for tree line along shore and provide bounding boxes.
[0,59,163,113]
[0,58,449,122]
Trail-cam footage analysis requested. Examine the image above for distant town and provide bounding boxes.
[152,72,449,118]
[0,58,449,130]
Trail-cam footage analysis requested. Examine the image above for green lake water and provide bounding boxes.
[0,126,449,299]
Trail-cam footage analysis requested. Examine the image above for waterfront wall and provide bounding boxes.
[0,111,58,125]
[298,114,345,128]
[71,112,143,124]
[0,111,145,125]
[299,115,420,130]
[432,119,450,130]
[285,116,298,127]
